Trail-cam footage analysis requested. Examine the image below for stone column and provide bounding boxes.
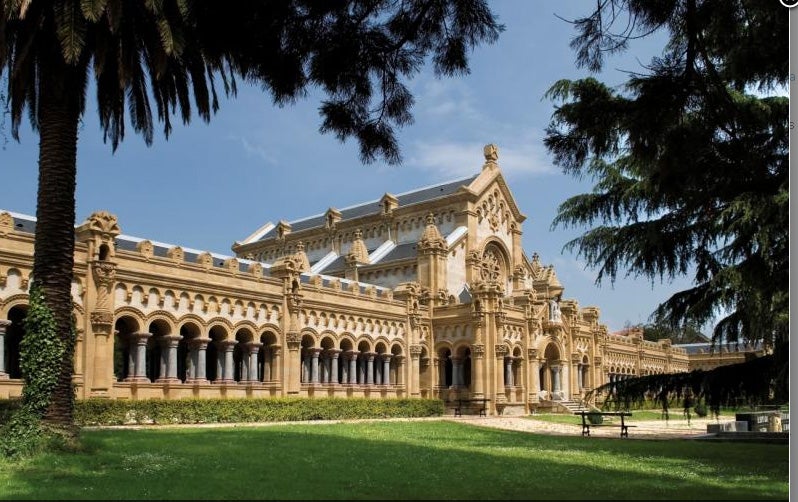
[158,335,182,382]
[381,355,392,385]
[285,334,301,394]
[366,352,376,385]
[527,349,539,404]
[129,332,152,382]
[409,345,422,396]
[504,357,514,387]
[393,355,404,386]
[470,345,485,398]
[221,340,237,382]
[310,348,322,384]
[437,358,446,387]
[262,346,272,382]
[551,365,561,394]
[495,345,508,400]
[301,349,310,383]
[348,351,359,384]
[451,356,462,387]
[328,349,341,384]
[189,337,211,383]
[269,344,282,383]
[246,342,262,382]
[0,320,10,379]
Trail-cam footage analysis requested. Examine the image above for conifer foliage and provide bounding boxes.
[545,0,788,408]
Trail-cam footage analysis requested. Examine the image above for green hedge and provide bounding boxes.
[0,398,444,426]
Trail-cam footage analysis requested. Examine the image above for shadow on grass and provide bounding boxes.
[0,421,788,500]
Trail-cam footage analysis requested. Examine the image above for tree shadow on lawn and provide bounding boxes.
[0,421,787,500]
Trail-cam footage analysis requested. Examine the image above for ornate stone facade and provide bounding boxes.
[0,145,692,414]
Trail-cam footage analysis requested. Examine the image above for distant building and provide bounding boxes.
[0,145,690,415]
[675,341,769,371]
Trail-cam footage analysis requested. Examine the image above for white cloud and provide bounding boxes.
[239,137,278,165]
[408,139,555,178]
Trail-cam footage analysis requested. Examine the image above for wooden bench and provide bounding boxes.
[577,411,636,438]
[452,398,490,417]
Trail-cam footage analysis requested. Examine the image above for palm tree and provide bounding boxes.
[0,0,501,431]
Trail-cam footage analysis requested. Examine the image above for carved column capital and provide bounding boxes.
[409,344,423,357]
[0,320,10,334]
[470,344,485,357]
[91,260,117,285]
[286,332,301,350]
[90,311,114,334]
[528,348,538,359]
[494,345,509,357]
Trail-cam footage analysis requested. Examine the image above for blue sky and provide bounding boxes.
[0,1,697,333]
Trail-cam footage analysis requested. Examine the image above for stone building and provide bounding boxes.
[0,145,689,415]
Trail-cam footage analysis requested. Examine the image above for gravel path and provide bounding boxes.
[449,415,719,440]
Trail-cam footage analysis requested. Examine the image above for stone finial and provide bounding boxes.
[418,212,447,252]
[483,144,499,169]
[347,229,369,263]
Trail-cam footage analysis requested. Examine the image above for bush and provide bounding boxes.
[587,412,604,425]
[694,402,708,417]
[71,397,445,426]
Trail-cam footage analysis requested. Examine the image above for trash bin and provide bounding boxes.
[768,414,782,432]
[735,411,776,433]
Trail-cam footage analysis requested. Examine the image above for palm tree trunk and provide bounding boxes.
[34,60,82,431]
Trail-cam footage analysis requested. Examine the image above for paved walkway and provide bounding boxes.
[448,415,721,440]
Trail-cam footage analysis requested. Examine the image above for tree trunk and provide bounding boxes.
[34,58,82,432]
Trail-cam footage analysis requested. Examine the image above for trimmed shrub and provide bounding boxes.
[694,402,708,417]
[70,397,445,426]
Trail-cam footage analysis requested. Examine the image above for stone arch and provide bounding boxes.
[437,345,454,388]
[0,294,29,318]
[207,317,234,336]
[206,324,230,382]
[114,314,141,382]
[259,328,280,382]
[233,327,256,382]
[146,317,173,382]
[3,303,28,379]
[478,238,512,291]
[539,341,564,399]
[178,320,202,383]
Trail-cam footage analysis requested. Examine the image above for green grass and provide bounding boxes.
[0,420,787,500]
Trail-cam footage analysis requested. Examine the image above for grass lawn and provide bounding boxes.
[0,420,787,500]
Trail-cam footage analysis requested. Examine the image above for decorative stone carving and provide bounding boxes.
[137,240,154,260]
[167,246,184,263]
[418,213,447,253]
[0,212,13,236]
[409,344,424,357]
[347,229,369,264]
[84,211,121,235]
[223,258,239,274]
[286,332,301,349]
[471,344,485,357]
[196,252,213,270]
[248,262,263,279]
[293,241,310,272]
[90,311,114,331]
[528,348,538,359]
[91,261,117,311]
[494,345,509,357]
[483,143,499,169]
